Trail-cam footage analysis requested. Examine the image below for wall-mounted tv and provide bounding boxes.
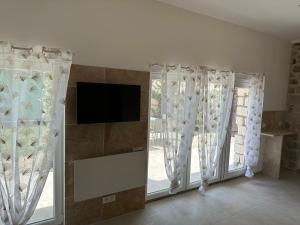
[76,82,141,124]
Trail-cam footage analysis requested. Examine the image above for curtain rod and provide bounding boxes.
[10,45,76,57]
[11,45,62,54]
[150,63,231,73]
[150,63,260,76]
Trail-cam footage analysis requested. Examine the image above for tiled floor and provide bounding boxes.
[94,171,300,225]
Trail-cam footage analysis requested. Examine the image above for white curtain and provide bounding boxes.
[0,41,71,225]
[244,74,265,177]
[152,65,234,193]
[159,65,200,194]
[195,69,234,192]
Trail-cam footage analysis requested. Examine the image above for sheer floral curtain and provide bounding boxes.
[158,64,200,194]
[0,41,71,225]
[244,74,265,177]
[195,68,235,192]
[151,64,234,194]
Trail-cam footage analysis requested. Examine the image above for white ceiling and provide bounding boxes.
[157,0,300,42]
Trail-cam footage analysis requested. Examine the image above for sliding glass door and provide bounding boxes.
[147,75,250,199]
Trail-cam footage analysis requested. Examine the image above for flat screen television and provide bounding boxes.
[77,82,141,123]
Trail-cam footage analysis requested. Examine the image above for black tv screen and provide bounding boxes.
[77,82,141,123]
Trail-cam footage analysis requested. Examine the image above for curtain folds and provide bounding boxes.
[152,64,235,193]
[160,65,200,193]
[244,74,265,177]
[195,69,235,192]
[0,41,71,225]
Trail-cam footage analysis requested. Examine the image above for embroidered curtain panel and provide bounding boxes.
[244,74,265,177]
[152,65,234,193]
[0,42,71,225]
[160,65,200,193]
[195,69,234,192]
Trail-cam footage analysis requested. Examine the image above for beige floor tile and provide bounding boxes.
[93,171,300,225]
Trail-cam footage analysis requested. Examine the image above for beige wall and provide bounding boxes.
[0,0,291,110]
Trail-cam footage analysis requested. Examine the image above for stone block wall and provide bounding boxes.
[232,88,249,166]
[284,42,300,172]
[65,64,149,225]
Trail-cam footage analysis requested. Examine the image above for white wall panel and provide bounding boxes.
[74,151,147,202]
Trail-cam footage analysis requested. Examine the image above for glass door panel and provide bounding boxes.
[147,132,171,194]
[28,170,54,224]
[189,137,201,184]
[28,119,64,225]
[229,88,248,171]
[188,134,222,188]
[223,82,250,179]
[188,77,251,184]
[147,79,171,196]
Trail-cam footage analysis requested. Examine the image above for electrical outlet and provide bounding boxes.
[102,195,116,204]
